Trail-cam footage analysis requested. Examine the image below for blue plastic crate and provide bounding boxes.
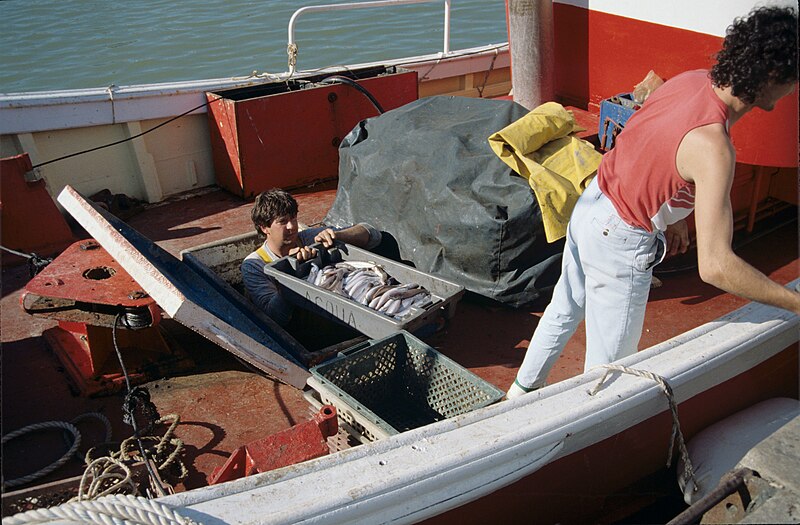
[598,93,640,150]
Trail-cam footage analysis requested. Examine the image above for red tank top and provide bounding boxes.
[597,70,730,232]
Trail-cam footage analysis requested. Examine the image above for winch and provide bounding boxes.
[20,239,193,396]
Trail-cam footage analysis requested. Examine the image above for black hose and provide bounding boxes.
[319,75,385,114]
[30,97,222,170]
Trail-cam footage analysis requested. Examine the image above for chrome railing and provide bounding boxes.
[287,0,451,76]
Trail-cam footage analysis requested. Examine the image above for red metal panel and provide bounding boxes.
[207,68,418,199]
[429,345,798,525]
[0,153,74,265]
[206,95,245,197]
[552,4,798,167]
[207,405,339,484]
[23,239,154,309]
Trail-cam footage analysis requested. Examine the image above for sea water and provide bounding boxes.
[0,0,507,94]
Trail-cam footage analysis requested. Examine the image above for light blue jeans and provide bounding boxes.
[516,177,665,390]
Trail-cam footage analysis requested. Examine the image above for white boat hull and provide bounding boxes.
[157,292,798,524]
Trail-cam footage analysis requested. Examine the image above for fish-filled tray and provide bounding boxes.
[263,243,464,339]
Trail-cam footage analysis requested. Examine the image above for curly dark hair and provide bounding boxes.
[251,188,298,236]
[710,6,798,104]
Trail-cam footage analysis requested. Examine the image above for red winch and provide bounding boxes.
[20,239,193,396]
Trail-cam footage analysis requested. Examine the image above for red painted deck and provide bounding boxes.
[1,173,797,519]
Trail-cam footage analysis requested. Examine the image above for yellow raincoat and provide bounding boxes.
[488,102,602,242]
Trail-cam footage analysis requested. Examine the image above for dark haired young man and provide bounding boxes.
[508,6,799,398]
[241,188,381,326]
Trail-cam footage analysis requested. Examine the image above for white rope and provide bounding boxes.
[3,494,199,525]
[74,457,137,502]
[589,364,700,493]
[2,421,81,490]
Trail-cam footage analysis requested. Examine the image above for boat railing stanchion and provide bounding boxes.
[286,0,452,77]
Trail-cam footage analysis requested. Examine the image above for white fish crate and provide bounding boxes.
[263,243,464,339]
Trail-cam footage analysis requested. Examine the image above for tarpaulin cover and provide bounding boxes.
[324,96,564,308]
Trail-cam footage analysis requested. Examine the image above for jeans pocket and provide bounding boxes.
[633,234,664,272]
[591,215,635,248]
[647,233,667,270]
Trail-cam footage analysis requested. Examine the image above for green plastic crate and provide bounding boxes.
[308,331,504,442]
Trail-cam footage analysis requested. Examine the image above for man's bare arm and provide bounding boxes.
[314,225,370,248]
[679,124,800,314]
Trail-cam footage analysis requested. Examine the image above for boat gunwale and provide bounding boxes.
[0,43,509,135]
[157,282,799,524]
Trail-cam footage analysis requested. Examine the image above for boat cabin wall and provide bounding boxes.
[550,0,798,167]
[0,114,215,204]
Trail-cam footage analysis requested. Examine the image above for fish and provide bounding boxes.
[306,260,432,318]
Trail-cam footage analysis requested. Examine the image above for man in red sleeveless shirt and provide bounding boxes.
[508,6,799,398]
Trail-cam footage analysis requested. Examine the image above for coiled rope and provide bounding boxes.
[84,413,189,491]
[70,412,114,449]
[2,422,81,490]
[74,456,137,502]
[3,494,199,525]
[589,364,700,494]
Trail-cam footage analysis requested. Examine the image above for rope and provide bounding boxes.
[287,42,298,76]
[71,412,114,444]
[3,494,199,525]
[109,415,188,483]
[589,364,700,494]
[73,413,186,504]
[74,457,137,502]
[119,308,154,330]
[2,422,81,490]
[112,313,169,497]
[475,47,498,98]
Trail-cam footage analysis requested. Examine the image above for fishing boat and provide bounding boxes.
[1,1,797,524]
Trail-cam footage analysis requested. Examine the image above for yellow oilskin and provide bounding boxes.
[489,102,602,242]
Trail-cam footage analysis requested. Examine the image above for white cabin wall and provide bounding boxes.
[138,114,216,197]
[0,114,216,204]
[554,0,797,37]
[8,124,147,202]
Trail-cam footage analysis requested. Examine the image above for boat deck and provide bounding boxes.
[1,174,797,515]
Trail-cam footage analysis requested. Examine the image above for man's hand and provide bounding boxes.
[665,220,690,257]
[313,228,338,248]
[289,245,318,262]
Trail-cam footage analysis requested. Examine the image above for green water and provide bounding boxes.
[0,0,508,94]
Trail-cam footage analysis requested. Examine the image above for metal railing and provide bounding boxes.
[287,0,451,76]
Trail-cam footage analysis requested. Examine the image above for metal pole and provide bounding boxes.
[443,0,451,55]
[287,0,450,76]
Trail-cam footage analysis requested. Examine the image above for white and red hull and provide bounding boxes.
[552,0,797,167]
[152,295,797,525]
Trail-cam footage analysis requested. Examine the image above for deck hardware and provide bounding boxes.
[20,240,191,396]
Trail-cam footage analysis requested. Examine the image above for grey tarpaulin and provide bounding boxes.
[324,96,564,308]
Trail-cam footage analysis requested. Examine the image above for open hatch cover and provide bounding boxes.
[57,185,309,388]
